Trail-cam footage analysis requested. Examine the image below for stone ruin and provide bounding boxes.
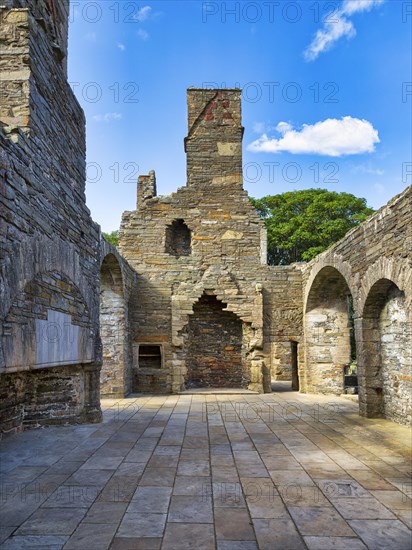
[1,0,411,437]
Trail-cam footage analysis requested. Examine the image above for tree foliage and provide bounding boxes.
[250,189,374,265]
[102,230,119,247]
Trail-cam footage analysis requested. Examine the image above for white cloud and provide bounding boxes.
[304,0,384,61]
[117,42,125,51]
[93,113,122,123]
[137,28,149,41]
[275,121,293,135]
[247,116,380,157]
[134,6,152,22]
[343,0,384,16]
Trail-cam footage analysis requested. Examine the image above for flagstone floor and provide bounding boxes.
[0,388,411,549]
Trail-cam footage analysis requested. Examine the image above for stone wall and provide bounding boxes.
[119,88,303,395]
[302,186,412,425]
[379,286,410,424]
[185,88,243,188]
[261,268,304,382]
[0,365,86,433]
[1,0,69,74]
[0,1,102,436]
[99,239,136,398]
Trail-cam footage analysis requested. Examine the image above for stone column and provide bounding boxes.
[81,363,103,423]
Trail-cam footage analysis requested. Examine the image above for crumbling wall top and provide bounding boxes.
[2,0,70,74]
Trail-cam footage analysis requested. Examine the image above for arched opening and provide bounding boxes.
[360,279,411,424]
[165,219,191,257]
[100,254,127,397]
[305,267,355,394]
[185,294,245,388]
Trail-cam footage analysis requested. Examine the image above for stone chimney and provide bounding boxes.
[184,88,244,188]
[2,0,70,75]
[137,170,157,208]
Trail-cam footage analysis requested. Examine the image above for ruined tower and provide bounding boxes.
[118,88,300,395]
[185,88,244,187]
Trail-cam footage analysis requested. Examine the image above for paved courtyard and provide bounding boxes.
[0,387,411,549]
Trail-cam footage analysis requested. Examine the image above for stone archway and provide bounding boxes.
[304,266,355,394]
[359,279,411,425]
[100,254,127,396]
[185,293,246,388]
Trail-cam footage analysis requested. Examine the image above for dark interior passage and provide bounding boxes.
[291,341,299,391]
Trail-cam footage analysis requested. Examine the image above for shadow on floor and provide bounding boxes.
[271,380,297,392]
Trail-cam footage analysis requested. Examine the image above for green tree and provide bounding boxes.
[102,230,119,247]
[250,189,374,265]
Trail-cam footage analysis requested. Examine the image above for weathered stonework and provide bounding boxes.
[99,238,136,398]
[0,0,103,436]
[119,89,304,395]
[302,186,412,425]
[186,294,246,388]
[117,88,411,427]
[1,1,410,434]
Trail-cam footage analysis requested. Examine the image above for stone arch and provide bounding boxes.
[358,256,410,314]
[172,277,257,347]
[1,235,96,331]
[358,278,411,425]
[304,255,357,313]
[184,292,246,389]
[304,266,355,394]
[100,254,128,396]
[169,280,264,392]
[2,270,93,370]
[1,270,98,431]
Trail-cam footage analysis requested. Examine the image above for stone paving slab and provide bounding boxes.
[0,391,411,549]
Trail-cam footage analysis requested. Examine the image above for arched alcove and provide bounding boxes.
[1,270,94,430]
[304,266,355,394]
[360,279,411,424]
[185,293,246,388]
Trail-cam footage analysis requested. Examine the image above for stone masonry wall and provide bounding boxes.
[99,238,136,398]
[304,267,352,395]
[261,268,304,382]
[302,186,412,425]
[186,294,245,388]
[185,88,243,188]
[0,365,85,434]
[120,89,303,394]
[0,1,102,436]
[2,0,69,74]
[379,286,410,424]
[120,181,272,393]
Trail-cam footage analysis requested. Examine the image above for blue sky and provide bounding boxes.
[68,1,412,232]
